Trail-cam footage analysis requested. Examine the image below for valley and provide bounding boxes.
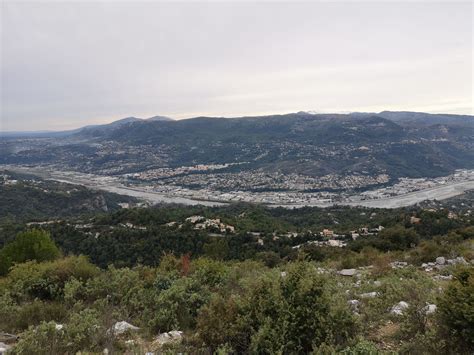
[3,165,473,208]
[1,111,473,209]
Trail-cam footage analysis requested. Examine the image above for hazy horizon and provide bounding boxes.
[3,109,474,134]
[1,1,473,131]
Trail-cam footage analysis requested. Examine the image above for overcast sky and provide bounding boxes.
[1,1,472,131]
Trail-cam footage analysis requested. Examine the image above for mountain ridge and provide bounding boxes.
[1,111,473,183]
[2,111,473,137]
[0,115,173,137]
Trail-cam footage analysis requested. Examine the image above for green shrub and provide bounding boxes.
[255,251,282,267]
[195,294,249,352]
[13,300,68,331]
[398,329,445,355]
[197,261,358,353]
[64,308,103,353]
[84,266,142,303]
[80,266,157,326]
[10,321,67,355]
[190,258,229,288]
[10,309,103,355]
[339,339,382,354]
[150,276,211,332]
[203,239,229,260]
[0,291,19,330]
[437,266,474,353]
[5,255,99,301]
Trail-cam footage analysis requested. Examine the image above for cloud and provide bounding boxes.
[1,1,472,131]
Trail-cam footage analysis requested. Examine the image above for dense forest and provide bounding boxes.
[0,195,473,353]
[0,170,139,223]
[0,201,469,267]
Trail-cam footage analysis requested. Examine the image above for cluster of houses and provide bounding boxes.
[285,225,385,249]
[170,215,236,234]
[0,174,18,186]
[349,225,385,240]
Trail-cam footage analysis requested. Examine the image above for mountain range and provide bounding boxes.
[0,115,172,138]
[1,111,473,183]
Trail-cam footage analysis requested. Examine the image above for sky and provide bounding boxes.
[1,1,473,131]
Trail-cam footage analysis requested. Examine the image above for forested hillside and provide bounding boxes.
[2,112,473,179]
[0,171,138,222]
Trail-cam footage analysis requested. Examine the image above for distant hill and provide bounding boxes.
[61,115,174,138]
[377,111,474,127]
[147,115,173,122]
[1,111,473,182]
[0,115,173,138]
[98,113,405,146]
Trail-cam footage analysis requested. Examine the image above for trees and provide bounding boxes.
[351,225,420,252]
[203,238,229,260]
[0,229,60,275]
[437,266,474,353]
[0,203,473,353]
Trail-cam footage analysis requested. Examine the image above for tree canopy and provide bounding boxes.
[0,229,60,275]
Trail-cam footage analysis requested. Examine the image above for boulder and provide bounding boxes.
[447,257,468,265]
[390,261,408,269]
[347,299,360,312]
[423,304,437,315]
[360,291,379,299]
[0,342,11,355]
[111,321,140,335]
[390,301,409,315]
[338,269,357,277]
[348,299,360,306]
[316,267,327,274]
[155,330,183,347]
[435,257,446,265]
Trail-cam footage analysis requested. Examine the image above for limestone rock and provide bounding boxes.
[111,321,140,335]
[390,301,409,315]
[338,269,357,277]
[155,330,183,347]
[423,304,437,315]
